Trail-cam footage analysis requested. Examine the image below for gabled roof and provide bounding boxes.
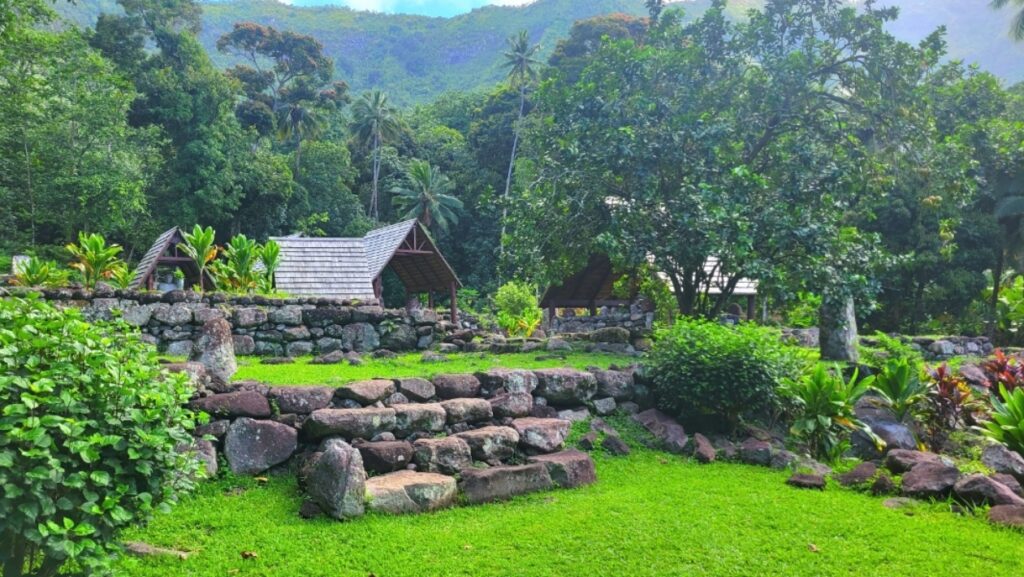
[271,219,460,300]
[130,226,217,290]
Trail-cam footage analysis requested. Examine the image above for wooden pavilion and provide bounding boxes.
[130,227,216,291]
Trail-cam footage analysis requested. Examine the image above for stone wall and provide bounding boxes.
[547,306,654,336]
[9,287,460,357]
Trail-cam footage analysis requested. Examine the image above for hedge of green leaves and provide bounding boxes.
[645,318,803,431]
[0,296,199,577]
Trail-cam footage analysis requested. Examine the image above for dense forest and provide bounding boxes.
[51,0,1024,105]
[3,0,1024,343]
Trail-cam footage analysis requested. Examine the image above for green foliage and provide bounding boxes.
[0,297,198,577]
[784,292,822,329]
[258,239,281,293]
[107,263,135,290]
[871,358,929,423]
[982,384,1024,455]
[11,256,68,288]
[863,332,924,368]
[211,235,261,293]
[984,272,1024,343]
[781,364,878,462]
[64,233,124,289]
[922,364,980,449]
[391,159,464,235]
[178,225,218,293]
[493,281,543,338]
[645,318,803,430]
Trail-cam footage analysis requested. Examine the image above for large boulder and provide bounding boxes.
[851,417,918,459]
[355,441,415,474]
[982,443,1024,483]
[954,474,1024,506]
[633,409,688,454]
[336,380,396,405]
[787,473,826,490]
[304,408,396,440]
[459,463,553,504]
[189,318,237,386]
[391,403,447,436]
[884,450,945,475]
[412,436,473,474]
[365,470,458,515]
[440,398,493,425]
[303,439,366,520]
[489,393,533,418]
[534,369,598,406]
[268,387,334,414]
[190,390,271,419]
[476,369,538,396]
[739,438,773,466]
[454,426,520,463]
[691,433,717,464]
[989,504,1024,528]
[901,462,960,499]
[589,327,631,344]
[396,378,436,402]
[528,450,597,488]
[224,418,298,475]
[993,473,1024,497]
[341,322,380,352]
[511,418,571,454]
[593,370,634,401]
[432,374,481,399]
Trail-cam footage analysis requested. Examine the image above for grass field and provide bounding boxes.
[117,449,1024,577]
[231,352,634,386]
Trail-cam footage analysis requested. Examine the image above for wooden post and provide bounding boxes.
[450,281,459,325]
[428,291,434,310]
[746,295,756,322]
[548,304,556,329]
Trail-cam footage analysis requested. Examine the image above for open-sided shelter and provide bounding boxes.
[130,227,215,291]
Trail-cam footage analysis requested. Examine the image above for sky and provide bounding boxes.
[284,0,535,18]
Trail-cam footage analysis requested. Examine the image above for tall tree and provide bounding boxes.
[499,30,540,253]
[391,159,463,235]
[350,90,404,221]
[992,0,1024,40]
[277,102,320,174]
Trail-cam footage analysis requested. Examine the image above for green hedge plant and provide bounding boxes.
[494,280,543,338]
[645,318,803,431]
[0,297,199,577]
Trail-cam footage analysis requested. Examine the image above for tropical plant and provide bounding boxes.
[992,0,1024,41]
[64,232,124,289]
[108,262,135,290]
[784,292,822,329]
[178,225,218,293]
[391,159,464,234]
[782,364,879,462]
[0,296,199,577]
[982,349,1024,397]
[493,280,543,338]
[351,90,404,220]
[988,196,1024,334]
[11,256,68,288]
[871,357,929,422]
[258,239,281,293]
[981,384,1024,454]
[499,29,540,251]
[277,101,321,174]
[983,272,1024,343]
[211,234,262,293]
[922,364,980,449]
[646,318,803,431]
[863,332,924,368]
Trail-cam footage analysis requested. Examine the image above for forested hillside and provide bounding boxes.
[53,0,1024,104]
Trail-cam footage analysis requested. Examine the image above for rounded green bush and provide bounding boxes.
[0,296,199,576]
[644,318,803,430]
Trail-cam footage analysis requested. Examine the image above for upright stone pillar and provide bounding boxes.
[819,296,858,363]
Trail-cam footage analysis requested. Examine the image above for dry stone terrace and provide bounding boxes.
[177,363,644,520]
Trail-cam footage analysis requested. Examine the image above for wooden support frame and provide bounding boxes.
[450,281,459,325]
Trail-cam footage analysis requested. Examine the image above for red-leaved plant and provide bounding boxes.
[982,350,1024,399]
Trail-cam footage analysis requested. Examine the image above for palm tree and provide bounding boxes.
[277,101,321,175]
[500,30,541,251]
[992,0,1024,40]
[391,159,464,235]
[351,90,405,221]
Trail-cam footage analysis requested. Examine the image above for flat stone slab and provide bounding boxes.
[534,368,598,406]
[432,374,481,399]
[512,418,570,454]
[476,368,538,395]
[885,449,945,475]
[336,380,396,405]
[190,390,271,418]
[787,473,826,490]
[356,441,415,474]
[454,426,520,463]
[413,436,473,475]
[459,463,554,504]
[837,462,878,487]
[304,408,397,440]
[901,462,960,499]
[396,378,436,402]
[528,450,597,488]
[490,392,533,418]
[392,403,446,436]
[440,398,493,424]
[268,386,334,414]
[365,470,458,515]
[224,418,297,475]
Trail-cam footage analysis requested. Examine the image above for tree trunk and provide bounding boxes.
[990,243,1005,339]
[819,296,859,363]
[22,134,35,246]
[499,86,527,258]
[370,132,381,221]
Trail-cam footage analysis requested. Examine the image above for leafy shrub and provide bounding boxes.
[0,297,199,577]
[871,357,928,423]
[645,318,803,430]
[863,331,923,368]
[784,291,821,329]
[11,256,69,288]
[781,364,877,462]
[65,233,124,289]
[921,363,980,450]
[981,350,1023,397]
[258,239,281,293]
[982,385,1024,455]
[107,263,135,290]
[493,280,543,337]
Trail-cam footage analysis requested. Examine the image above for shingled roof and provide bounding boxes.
[130,227,214,291]
[271,219,460,301]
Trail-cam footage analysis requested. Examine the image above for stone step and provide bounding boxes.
[355,440,414,474]
[304,407,396,440]
[459,463,554,504]
[511,418,570,454]
[365,470,458,515]
[527,450,597,488]
[454,426,520,463]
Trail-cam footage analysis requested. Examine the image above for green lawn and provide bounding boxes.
[117,449,1024,577]
[231,352,634,386]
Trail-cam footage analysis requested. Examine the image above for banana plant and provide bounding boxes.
[178,225,218,293]
[11,256,69,288]
[982,384,1024,455]
[259,239,281,293]
[65,232,124,289]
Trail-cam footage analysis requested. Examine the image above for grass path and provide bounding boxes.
[231,352,633,386]
[117,450,1024,577]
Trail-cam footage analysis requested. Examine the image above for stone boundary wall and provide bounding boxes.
[547,308,654,336]
[782,328,996,361]
[7,287,458,357]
